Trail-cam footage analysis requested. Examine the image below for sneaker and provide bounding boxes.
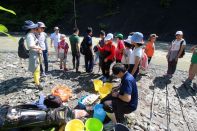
[163,74,172,78]
[41,72,47,77]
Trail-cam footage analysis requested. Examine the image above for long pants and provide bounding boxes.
[128,64,139,79]
[101,94,136,123]
[101,60,113,78]
[34,65,40,85]
[72,52,80,71]
[85,54,93,72]
[148,57,152,64]
[167,59,178,75]
[54,46,58,60]
[94,52,99,64]
[40,50,48,73]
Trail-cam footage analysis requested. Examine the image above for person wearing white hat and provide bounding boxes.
[97,33,116,82]
[128,32,144,79]
[165,31,186,77]
[50,26,61,61]
[37,22,48,76]
[23,20,43,90]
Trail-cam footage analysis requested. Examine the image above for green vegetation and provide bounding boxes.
[160,0,173,8]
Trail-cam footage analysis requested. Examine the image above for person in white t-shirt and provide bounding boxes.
[128,32,144,79]
[165,31,186,77]
[50,27,61,60]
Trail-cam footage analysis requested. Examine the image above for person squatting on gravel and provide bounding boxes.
[101,63,138,124]
[165,31,186,78]
[22,20,43,90]
[58,34,69,72]
[37,22,48,76]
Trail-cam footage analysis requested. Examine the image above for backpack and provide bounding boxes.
[18,37,29,59]
[178,40,185,58]
[44,95,63,108]
[80,37,87,55]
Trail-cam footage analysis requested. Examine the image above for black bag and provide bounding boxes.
[178,40,185,58]
[18,37,29,59]
[80,37,87,55]
[44,95,63,108]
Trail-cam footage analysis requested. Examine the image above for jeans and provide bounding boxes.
[85,54,93,72]
[128,64,139,79]
[72,52,80,71]
[40,50,48,73]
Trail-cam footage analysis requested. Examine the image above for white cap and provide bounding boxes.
[104,33,113,41]
[176,31,183,35]
[124,36,132,44]
[54,26,59,30]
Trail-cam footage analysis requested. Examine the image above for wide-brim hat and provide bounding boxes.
[124,36,132,44]
[104,33,113,41]
[22,20,38,30]
[130,32,144,44]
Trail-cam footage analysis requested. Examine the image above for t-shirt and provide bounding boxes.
[119,72,138,109]
[50,32,61,47]
[38,32,48,50]
[145,41,155,57]
[26,33,38,50]
[191,48,197,64]
[170,39,186,51]
[58,40,69,54]
[116,40,125,61]
[84,35,93,55]
[129,47,143,64]
[121,48,132,64]
[69,34,80,54]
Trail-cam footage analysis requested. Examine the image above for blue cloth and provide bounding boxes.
[32,94,47,110]
[119,72,138,109]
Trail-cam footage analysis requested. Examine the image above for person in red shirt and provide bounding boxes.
[144,34,158,64]
[58,34,69,72]
[98,33,115,82]
[115,33,125,63]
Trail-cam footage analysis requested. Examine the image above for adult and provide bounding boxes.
[184,45,197,85]
[22,20,43,90]
[144,34,158,64]
[98,33,115,82]
[69,27,81,73]
[83,27,94,73]
[37,22,48,76]
[98,30,106,73]
[166,31,186,77]
[128,32,144,79]
[50,27,61,61]
[101,63,138,124]
[115,33,125,63]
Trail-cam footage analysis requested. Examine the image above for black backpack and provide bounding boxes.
[44,95,63,108]
[80,37,87,55]
[178,40,185,58]
[18,37,29,59]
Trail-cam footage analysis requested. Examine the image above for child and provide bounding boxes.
[58,34,69,72]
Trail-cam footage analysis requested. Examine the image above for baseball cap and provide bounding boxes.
[130,32,144,44]
[115,33,123,39]
[175,31,183,35]
[104,33,113,41]
[54,27,59,30]
[150,34,158,38]
[37,22,46,28]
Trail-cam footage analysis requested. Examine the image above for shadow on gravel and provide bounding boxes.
[0,77,31,95]
[152,76,171,89]
[176,83,197,99]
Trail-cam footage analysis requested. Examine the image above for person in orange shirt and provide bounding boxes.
[144,34,158,64]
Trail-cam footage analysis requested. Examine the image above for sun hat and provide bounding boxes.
[175,31,183,35]
[104,33,113,41]
[22,20,38,30]
[130,32,144,44]
[60,34,66,40]
[115,33,123,39]
[150,34,158,38]
[124,36,132,44]
[37,22,46,28]
[54,26,59,30]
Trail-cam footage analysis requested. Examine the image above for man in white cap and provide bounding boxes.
[37,22,48,76]
[165,31,186,77]
[50,26,61,61]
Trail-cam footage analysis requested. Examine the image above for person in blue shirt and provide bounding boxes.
[101,63,138,124]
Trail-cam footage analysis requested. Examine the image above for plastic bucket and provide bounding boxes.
[93,79,103,91]
[103,83,113,91]
[98,87,111,99]
[93,104,106,122]
[65,119,84,131]
[85,118,103,131]
[114,123,130,131]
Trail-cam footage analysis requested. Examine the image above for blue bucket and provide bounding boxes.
[93,104,106,122]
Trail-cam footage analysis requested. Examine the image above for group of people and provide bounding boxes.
[21,20,196,125]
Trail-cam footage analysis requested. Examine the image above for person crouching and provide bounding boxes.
[58,34,69,72]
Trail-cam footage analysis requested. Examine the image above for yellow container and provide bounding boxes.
[65,119,84,131]
[93,79,103,91]
[98,86,111,99]
[103,83,113,91]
